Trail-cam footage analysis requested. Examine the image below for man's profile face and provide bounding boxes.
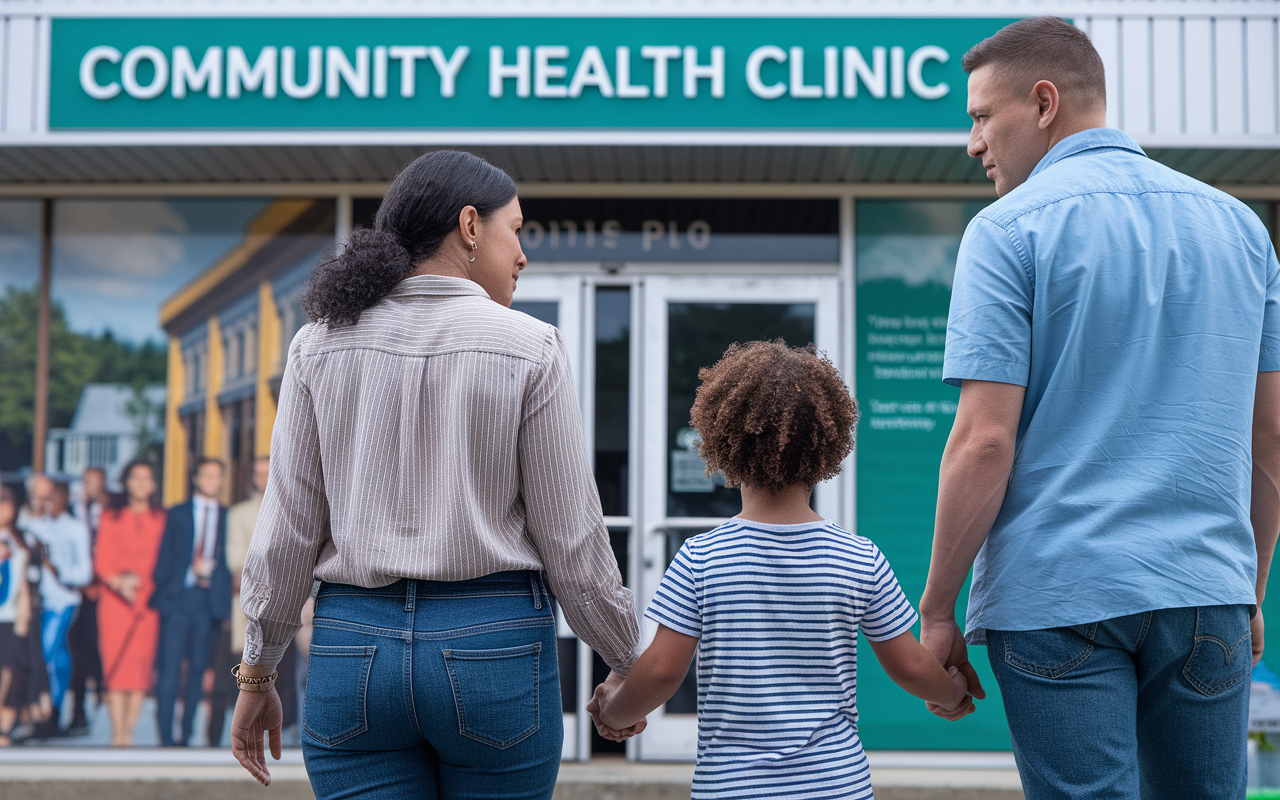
[29,476,53,517]
[966,65,1052,197]
[193,463,224,500]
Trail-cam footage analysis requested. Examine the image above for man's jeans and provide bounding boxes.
[40,605,78,715]
[987,605,1252,800]
[302,572,562,800]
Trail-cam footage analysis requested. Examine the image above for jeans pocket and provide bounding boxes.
[443,642,541,749]
[303,644,376,747]
[1183,605,1251,697]
[1002,622,1098,678]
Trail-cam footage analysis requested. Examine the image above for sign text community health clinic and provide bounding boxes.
[50,18,1014,129]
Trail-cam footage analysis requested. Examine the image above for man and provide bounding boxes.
[207,456,300,746]
[24,481,91,735]
[67,466,107,735]
[152,457,231,746]
[920,16,1280,799]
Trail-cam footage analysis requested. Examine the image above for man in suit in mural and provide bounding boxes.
[152,457,231,747]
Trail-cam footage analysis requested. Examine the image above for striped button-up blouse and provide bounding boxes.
[240,274,642,673]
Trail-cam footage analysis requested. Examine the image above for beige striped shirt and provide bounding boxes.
[240,275,642,673]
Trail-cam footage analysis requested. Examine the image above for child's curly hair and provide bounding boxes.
[690,340,858,492]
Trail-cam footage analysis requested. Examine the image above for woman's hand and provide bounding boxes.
[230,687,283,786]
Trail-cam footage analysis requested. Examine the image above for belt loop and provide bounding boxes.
[530,572,542,610]
[405,579,417,613]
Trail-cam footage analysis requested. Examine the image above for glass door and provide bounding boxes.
[635,275,842,760]
[510,273,590,761]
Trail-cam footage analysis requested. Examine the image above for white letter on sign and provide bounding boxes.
[745,45,786,100]
[569,45,614,98]
[122,46,169,100]
[640,46,680,99]
[428,46,470,98]
[789,46,821,99]
[390,45,429,98]
[171,46,222,98]
[228,46,278,99]
[907,45,949,100]
[327,46,370,99]
[489,46,531,98]
[80,45,122,100]
[614,46,649,98]
[282,46,323,99]
[683,46,724,99]
[534,45,569,98]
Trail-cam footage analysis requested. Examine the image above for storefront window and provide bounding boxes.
[0,201,45,473]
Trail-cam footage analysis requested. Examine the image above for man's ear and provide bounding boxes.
[1033,80,1060,129]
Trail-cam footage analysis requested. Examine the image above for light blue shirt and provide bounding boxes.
[944,127,1280,643]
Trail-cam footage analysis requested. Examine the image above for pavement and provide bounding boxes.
[0,748,1024,800]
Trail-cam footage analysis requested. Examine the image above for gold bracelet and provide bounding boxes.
[232,664,278,692]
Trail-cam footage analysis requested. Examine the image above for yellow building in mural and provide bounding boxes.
[158,200,336,506]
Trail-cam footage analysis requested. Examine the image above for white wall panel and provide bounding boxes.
[1089,17,1124,129]
[1217,17,1247,135]
[1122,16,1153,134]
[4,16,37,133]
[1152,17,1182,134]
[1245,16,1277,134]
[1184,18,1214,136]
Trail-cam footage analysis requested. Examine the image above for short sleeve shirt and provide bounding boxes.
[943,127,1280,642]
[645,519,917,800]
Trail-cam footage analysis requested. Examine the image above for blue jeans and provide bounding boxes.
[987,605,1252,800]
[40,605,78,714]
[302,572,562,800]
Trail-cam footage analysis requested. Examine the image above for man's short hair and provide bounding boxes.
[50,481,70,500]
[191,457,225,477]
[962,17,1106,111]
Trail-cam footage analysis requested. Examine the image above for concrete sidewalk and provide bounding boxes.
[0,748,1024,800]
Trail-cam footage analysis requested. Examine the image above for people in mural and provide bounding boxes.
[0,486,35,746]
[94,460,165,747]
[920,15,1280,799]
[151,458,231,747]
[21,480,92,737]
[67,465,106,736]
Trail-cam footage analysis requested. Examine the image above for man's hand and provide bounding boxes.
[586,671,647,742]
[920,616,984,720]
[1255,607,1266,667]
[230,687,283,786]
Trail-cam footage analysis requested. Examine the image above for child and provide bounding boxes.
[587,341,970,800]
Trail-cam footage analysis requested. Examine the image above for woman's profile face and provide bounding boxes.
[0,498,14,530]
[125,465,156,505]
[471,197,527,307]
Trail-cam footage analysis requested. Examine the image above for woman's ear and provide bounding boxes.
[458,205,480,246]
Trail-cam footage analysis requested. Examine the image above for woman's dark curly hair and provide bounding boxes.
[690,340,858,492]
[303,150,518,328]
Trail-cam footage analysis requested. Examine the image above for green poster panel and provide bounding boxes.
[853,199,1011,751]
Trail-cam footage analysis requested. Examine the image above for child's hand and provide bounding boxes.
[931,666,972,714]
[586,676,647,741]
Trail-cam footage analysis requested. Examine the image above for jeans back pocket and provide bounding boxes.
[443,642,541,749]
[1183,605,1251,697]
[303,644,377,747]
[1002,622,1099,679]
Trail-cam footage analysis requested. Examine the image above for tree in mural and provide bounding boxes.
[0,286,166,472]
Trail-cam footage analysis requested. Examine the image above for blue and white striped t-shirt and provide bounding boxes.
[645,518,918,800]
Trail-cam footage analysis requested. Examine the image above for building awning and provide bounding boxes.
[3,144,1279,188]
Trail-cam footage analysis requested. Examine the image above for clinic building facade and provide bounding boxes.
[2,0,1279,759]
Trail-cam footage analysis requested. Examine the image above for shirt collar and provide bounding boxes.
[1028,127,1146,180]
[387,274,490,300]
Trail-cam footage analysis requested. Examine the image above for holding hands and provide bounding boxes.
[586,671,648,742]
[919,616,984,721]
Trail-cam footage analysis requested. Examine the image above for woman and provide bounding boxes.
[94,461,164,746]
[0,486,33,745]
[231,151,644,799]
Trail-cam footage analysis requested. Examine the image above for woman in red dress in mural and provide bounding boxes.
[95,461,165,747]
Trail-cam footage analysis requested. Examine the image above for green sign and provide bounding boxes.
[853,199,1014,751]
[49,17,1013,130]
